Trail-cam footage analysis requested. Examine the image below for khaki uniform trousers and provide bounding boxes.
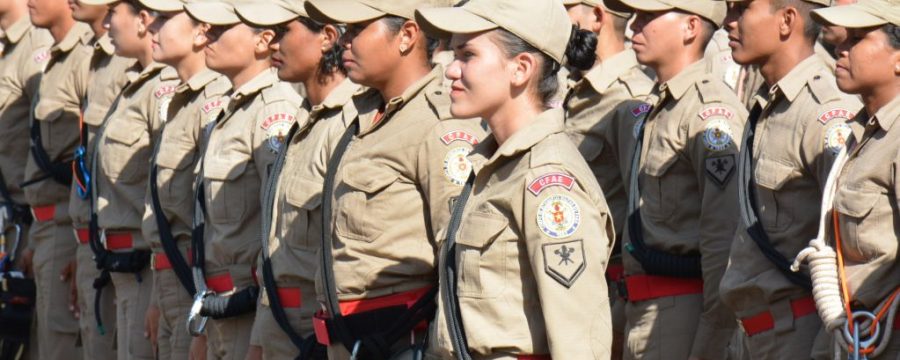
[152,268,192,360]
[75,242,117,360]
[31,211,81,360]
[206,312,254,360]
[111,262,153,360]
[252,304,308,360]
[735,300,828,360]
[624,294,702,360]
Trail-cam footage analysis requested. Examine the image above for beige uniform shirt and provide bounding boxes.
[705,28,743,92]
[68,34,135,228]
[564,49,654,236]
[831,96,900,308]
[258,79,361,330]
[319,67,486,302]
[200,69,302,285]
[142,69,229,254]
[0,18,50,206]
[428,109,615,359]
[720,56,862,315]
[93,63,180,249]
[23,22,92,207]
[623,60,747,359]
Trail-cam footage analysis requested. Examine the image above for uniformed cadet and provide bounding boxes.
[798,2,900,358]
[183,1,302,358]
[302,0,486,358]
[717,0,863,358]
[0,1,50,358]
[21,0,93,357]
[139,0,230,358]
[231,1,352,359]
[706,27,744,91]
[601,0,749,358]
[79,1,180,359]
[561,2,654,358]
[817,0,855,50]
[67,2,134,358]
[416,0,615,358]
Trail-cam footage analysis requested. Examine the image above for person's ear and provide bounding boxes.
[256,28,276,54]
[591,5,606,34]
[779,6,799,37]
[509,51,539,88]
[397,20,420,54]
[193,23,210,47]
[321,24,339,53]
[138,9,153,36]
[682,15,702,45]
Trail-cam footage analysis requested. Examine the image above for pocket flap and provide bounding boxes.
[285,178,323,210]
[33,99,65,122]
[204,154,249,181]
[835,187,881,218]
[105,120,146,146]
[455,212,508,249]
[156,140,196,170]
[754,159,795,190]
[342,163,398,194]
[644,145,678,177]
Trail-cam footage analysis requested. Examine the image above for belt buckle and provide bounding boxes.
[187,289,212,336]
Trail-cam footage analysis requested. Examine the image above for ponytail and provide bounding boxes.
[565,25,597,72]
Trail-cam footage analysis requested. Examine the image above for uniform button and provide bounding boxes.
[702,80,709,84]
[813,75,821,80]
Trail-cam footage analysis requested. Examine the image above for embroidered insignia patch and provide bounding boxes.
[440,130,479,146]
[703,119,734,152]
[32,49,50,64]
[154,85,176,99]
[158,96,172,123]
[263,113,295,153]
[818,108,854,125]
[528,173,575,196]
[542,239,586,288]
[536,194,581,239]
[824,123,853,155]
[202,99,224,114]
[443,147,472,186]
[260,113,295,130]
[631,103,652,118]
[705,154,736,188]
[699,106,735,121]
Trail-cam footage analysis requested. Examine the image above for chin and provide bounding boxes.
[449,102,480,120]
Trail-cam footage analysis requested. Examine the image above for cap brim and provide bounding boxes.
[305,0,384,24]
[235,2,299,27]
[811,5,888,28]
[415,7,498,39]
[139,0,184,12]
[605,0,673,13]
[184,1,240,25]
[78,0,119,5]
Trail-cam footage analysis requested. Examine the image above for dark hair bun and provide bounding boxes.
[565,26,597,72]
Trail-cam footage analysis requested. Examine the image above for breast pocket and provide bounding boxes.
[455,212,511,299]
[102,119,149,183]
[754,159,796,233]
[834,187,887,261]
[204,155,250,224]
[640,144,679,221]
[335,163,399,242]
[283,177,323,250]
[155,140,196,207]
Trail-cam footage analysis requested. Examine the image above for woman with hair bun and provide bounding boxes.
[416,0,615,358]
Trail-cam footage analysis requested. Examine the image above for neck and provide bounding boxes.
[861,82,900,117]
[594,31,626,63]
[760,41,815,87]
[378,57,431,101]
[486,97,543,145]
[49,16,76,44]
[174,52,207,83]
[228,60,270,91]
[89,17,106,38]
[135,46,154,68]
[303,71,346,106]
[654,49,701,84]
[0,5,25,31]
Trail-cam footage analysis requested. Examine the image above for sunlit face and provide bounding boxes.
[204,23,258,77]
[270,19,325,82]
[339,18,401,88]
[726,0,783,65]
[630,10,687,67]
[821,0,856,47]
[149,11,202,65]
[106,2,147,58]
[70,0,106,23]
[28,0,71,28]
[834,26,900,96]
[445,31,517,120]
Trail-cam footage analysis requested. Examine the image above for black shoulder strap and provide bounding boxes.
[149,162,196,296]
[440,173,476,360]
[28,94,73,187]
[738,104,812,290]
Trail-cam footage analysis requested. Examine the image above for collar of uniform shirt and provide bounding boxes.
[94,33,116,56]
[308,78,360,118]
[582,48,641,95]
[179,68,221,93]
[3,16,31,45]
[383,65,441,116]
[51,22,91,54]
[473,108,566,168]
[230,68,278,102]
[659,60,705,101]
[772,55,822,103]
[868,94,900,132]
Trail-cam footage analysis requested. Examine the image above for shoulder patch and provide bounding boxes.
[699,106,735,121]
[824,123,852,155]
[264,115,294,154]
[155,85,176,99]
[440,130,479,146]
[817,108,854,125]
[443,147,473,186]
[631,103,652,118]
[202,99,225,114]
[705,154,735,189]
[528,173,575,196]
[261,113,295,130]
[158,95,173,123]
[33,49,50,64]
[536,194,581,239]
[703,119,735,152]
[542,239,586,288]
